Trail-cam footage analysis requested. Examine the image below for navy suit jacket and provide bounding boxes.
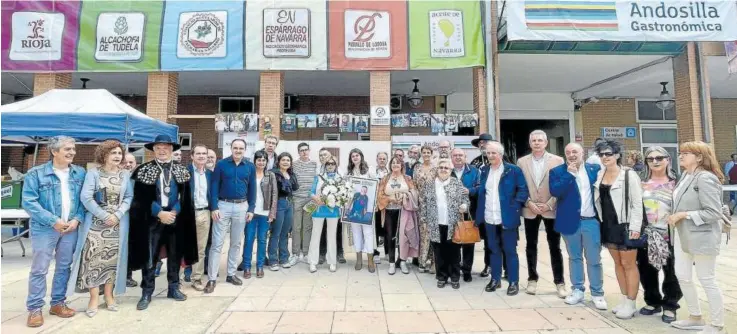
[549,162,600,236]
[475,162,528,229]
[187,164,213,210]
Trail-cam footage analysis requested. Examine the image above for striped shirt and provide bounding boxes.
[293,159,318,198]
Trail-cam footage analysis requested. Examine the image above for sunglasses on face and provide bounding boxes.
[326,162,336,166]
[597,152,615,158]
[646,156,668,163]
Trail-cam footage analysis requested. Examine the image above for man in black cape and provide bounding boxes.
[128,134,198,310]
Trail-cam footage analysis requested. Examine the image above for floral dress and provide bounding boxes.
[413,164,436,269]
[77,170,122,289]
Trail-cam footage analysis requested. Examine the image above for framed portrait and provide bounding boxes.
[341,176,379,226]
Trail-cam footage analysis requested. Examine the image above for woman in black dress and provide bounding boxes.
[593,140,644,320]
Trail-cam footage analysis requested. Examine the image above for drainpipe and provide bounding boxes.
[694,43,712,143]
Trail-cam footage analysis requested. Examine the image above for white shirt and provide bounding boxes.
[484,164,504,225]
[572,165,595,217]
[454,167,464,181]
[54,167,71,222]
[532,153,546,187]
[435,178,450,225]
[192,164,208,209]
[266,152,276,170]
[254,176,270,216]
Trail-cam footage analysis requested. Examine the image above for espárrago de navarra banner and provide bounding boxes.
[506,0,737,42]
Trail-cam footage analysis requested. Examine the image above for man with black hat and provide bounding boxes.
[471,133,493,169]
[128,135,198,311]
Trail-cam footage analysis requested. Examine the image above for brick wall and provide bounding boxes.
[712,98,737,165]
[580,98,640,151]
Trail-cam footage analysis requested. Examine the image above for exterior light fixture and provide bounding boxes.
[655,81,675,111]
[407,78,423,108]
[80,78,90,89]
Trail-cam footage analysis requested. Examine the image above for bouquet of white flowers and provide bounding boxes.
[304,175,353,213]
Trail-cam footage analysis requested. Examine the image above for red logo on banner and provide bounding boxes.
[353,12,382,42]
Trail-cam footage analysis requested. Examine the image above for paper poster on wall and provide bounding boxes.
[1,1,80,71]
[77,1,163,71]
[444,114,459,132]
[339,114,354,132]
[318,114,338,128]
[222,131,259,159]
[328,1,407,70]
[246,0,327,70]
[408,1,483,69]
[410,113,431,128]
[458,114,478,128]
[160,1,243,71]
[430,114,445,133]
[354,115,369,133]
[297,114,317,128]
[391,114,410,127]
[244,113,259,132]
[506,0,737,42]
[282,114,297,132]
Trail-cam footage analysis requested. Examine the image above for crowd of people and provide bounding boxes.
[19,131,731,333]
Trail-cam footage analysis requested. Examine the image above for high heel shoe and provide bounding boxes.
[106,303,119,312]
[85,308,98,318]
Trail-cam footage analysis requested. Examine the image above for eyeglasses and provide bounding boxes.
[597,152,615,158]
[326,162,336,166]
[437,166,451,170]
[645,156,668,163]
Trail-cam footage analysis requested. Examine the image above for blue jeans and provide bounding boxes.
[269,198,293,265]
[485,224,520,284]
[243,214,269,270]
[562,218,604,296]
[27,229,77,311]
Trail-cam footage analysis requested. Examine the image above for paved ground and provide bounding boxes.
[2,223,735,334]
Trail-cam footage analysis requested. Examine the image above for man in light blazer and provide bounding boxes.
[549,143,607,311]
[516,130,566,297]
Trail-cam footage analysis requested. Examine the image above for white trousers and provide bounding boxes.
[351,223,374,254]
[673,232,724,327]
[308,217,339,266]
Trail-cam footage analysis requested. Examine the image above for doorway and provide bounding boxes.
[500,119,570,163]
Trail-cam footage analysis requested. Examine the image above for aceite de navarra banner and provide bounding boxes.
[628,1,726,32]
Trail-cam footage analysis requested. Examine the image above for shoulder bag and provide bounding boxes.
[452,213,481,244]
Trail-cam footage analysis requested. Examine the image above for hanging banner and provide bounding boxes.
[1,1,80,72]
[727,41,737,75]
[160,1,244,71]
[246,0,327,70]
[328,1,408,70]
[77,1,163,71]
[506,0,737,42]
[408,0,484,69]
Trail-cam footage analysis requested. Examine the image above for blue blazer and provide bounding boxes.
[187,164,213,210]
[549,162,600,236]
[474,163,529,229]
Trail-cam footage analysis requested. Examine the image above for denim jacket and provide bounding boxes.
[22,161,87,233]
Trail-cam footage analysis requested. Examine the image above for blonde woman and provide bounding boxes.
[668,141,725,333]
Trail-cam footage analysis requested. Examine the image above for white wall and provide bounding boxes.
[500,93,574,118]
[446,92,474,113]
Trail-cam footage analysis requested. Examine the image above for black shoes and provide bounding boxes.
[226,275,243,286]
[463,273,472,282]
[136,295,152,310]
[485,279,502,292]
[507,282,519,296]
[479,266,490,278]
[662,310,676,323]
[437,280,447,288]
[451,281,461,289]
[639,305,662,315]
[337,253,346,264]
[319,254,326,265]
[204,280,216,294]
[126,278,138,287]
[167,288,187,301]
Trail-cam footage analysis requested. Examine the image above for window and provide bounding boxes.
[219,97,255,113]
[358,133,370,141]
[636,100,676,122]
[177,133,192,151]
[640,124,678,171]
[324,134,340,141]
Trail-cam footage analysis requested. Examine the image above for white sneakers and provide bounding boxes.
[555,284,567,299]
[526,281,538,295]
[671,318,706,331]
[615,299,636,319]
[329,264,337,272]
[269,264,280,271]
[612,295,627,314]
[592,296,608,311]
[298,253,307,263]
[309,264,317,273]
[388,263,396,275]
[565,290,608,311]
[285,255,299,268]
[565,290,584,305]
[400,261,410,274]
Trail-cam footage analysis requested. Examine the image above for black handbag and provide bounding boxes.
[622,169,647,248]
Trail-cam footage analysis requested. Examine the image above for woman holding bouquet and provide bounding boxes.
[346,149,377,272]
[268,153,299,272]
[307,156,343,273]
[377,157,420,275]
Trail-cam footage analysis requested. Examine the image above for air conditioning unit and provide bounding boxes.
[390,95,402,111]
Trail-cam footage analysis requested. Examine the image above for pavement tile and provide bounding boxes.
[276,285,313,297]
[486,309,555,331]
[345,295,384,311]
[216,311,281,333]
[435,310,499,332]
[383,294,433,311]
[306,296,346,311]
[226,296,272,311]
[241,284,280,297]
[537,307,611,329]
[332,311,387,334]
[385,311,444,333]
[273,311,333,333]
[312,283,347,297]
[266,295,310,311]
[428,294,472,311]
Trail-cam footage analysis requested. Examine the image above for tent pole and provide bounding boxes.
[32,141,39,166]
